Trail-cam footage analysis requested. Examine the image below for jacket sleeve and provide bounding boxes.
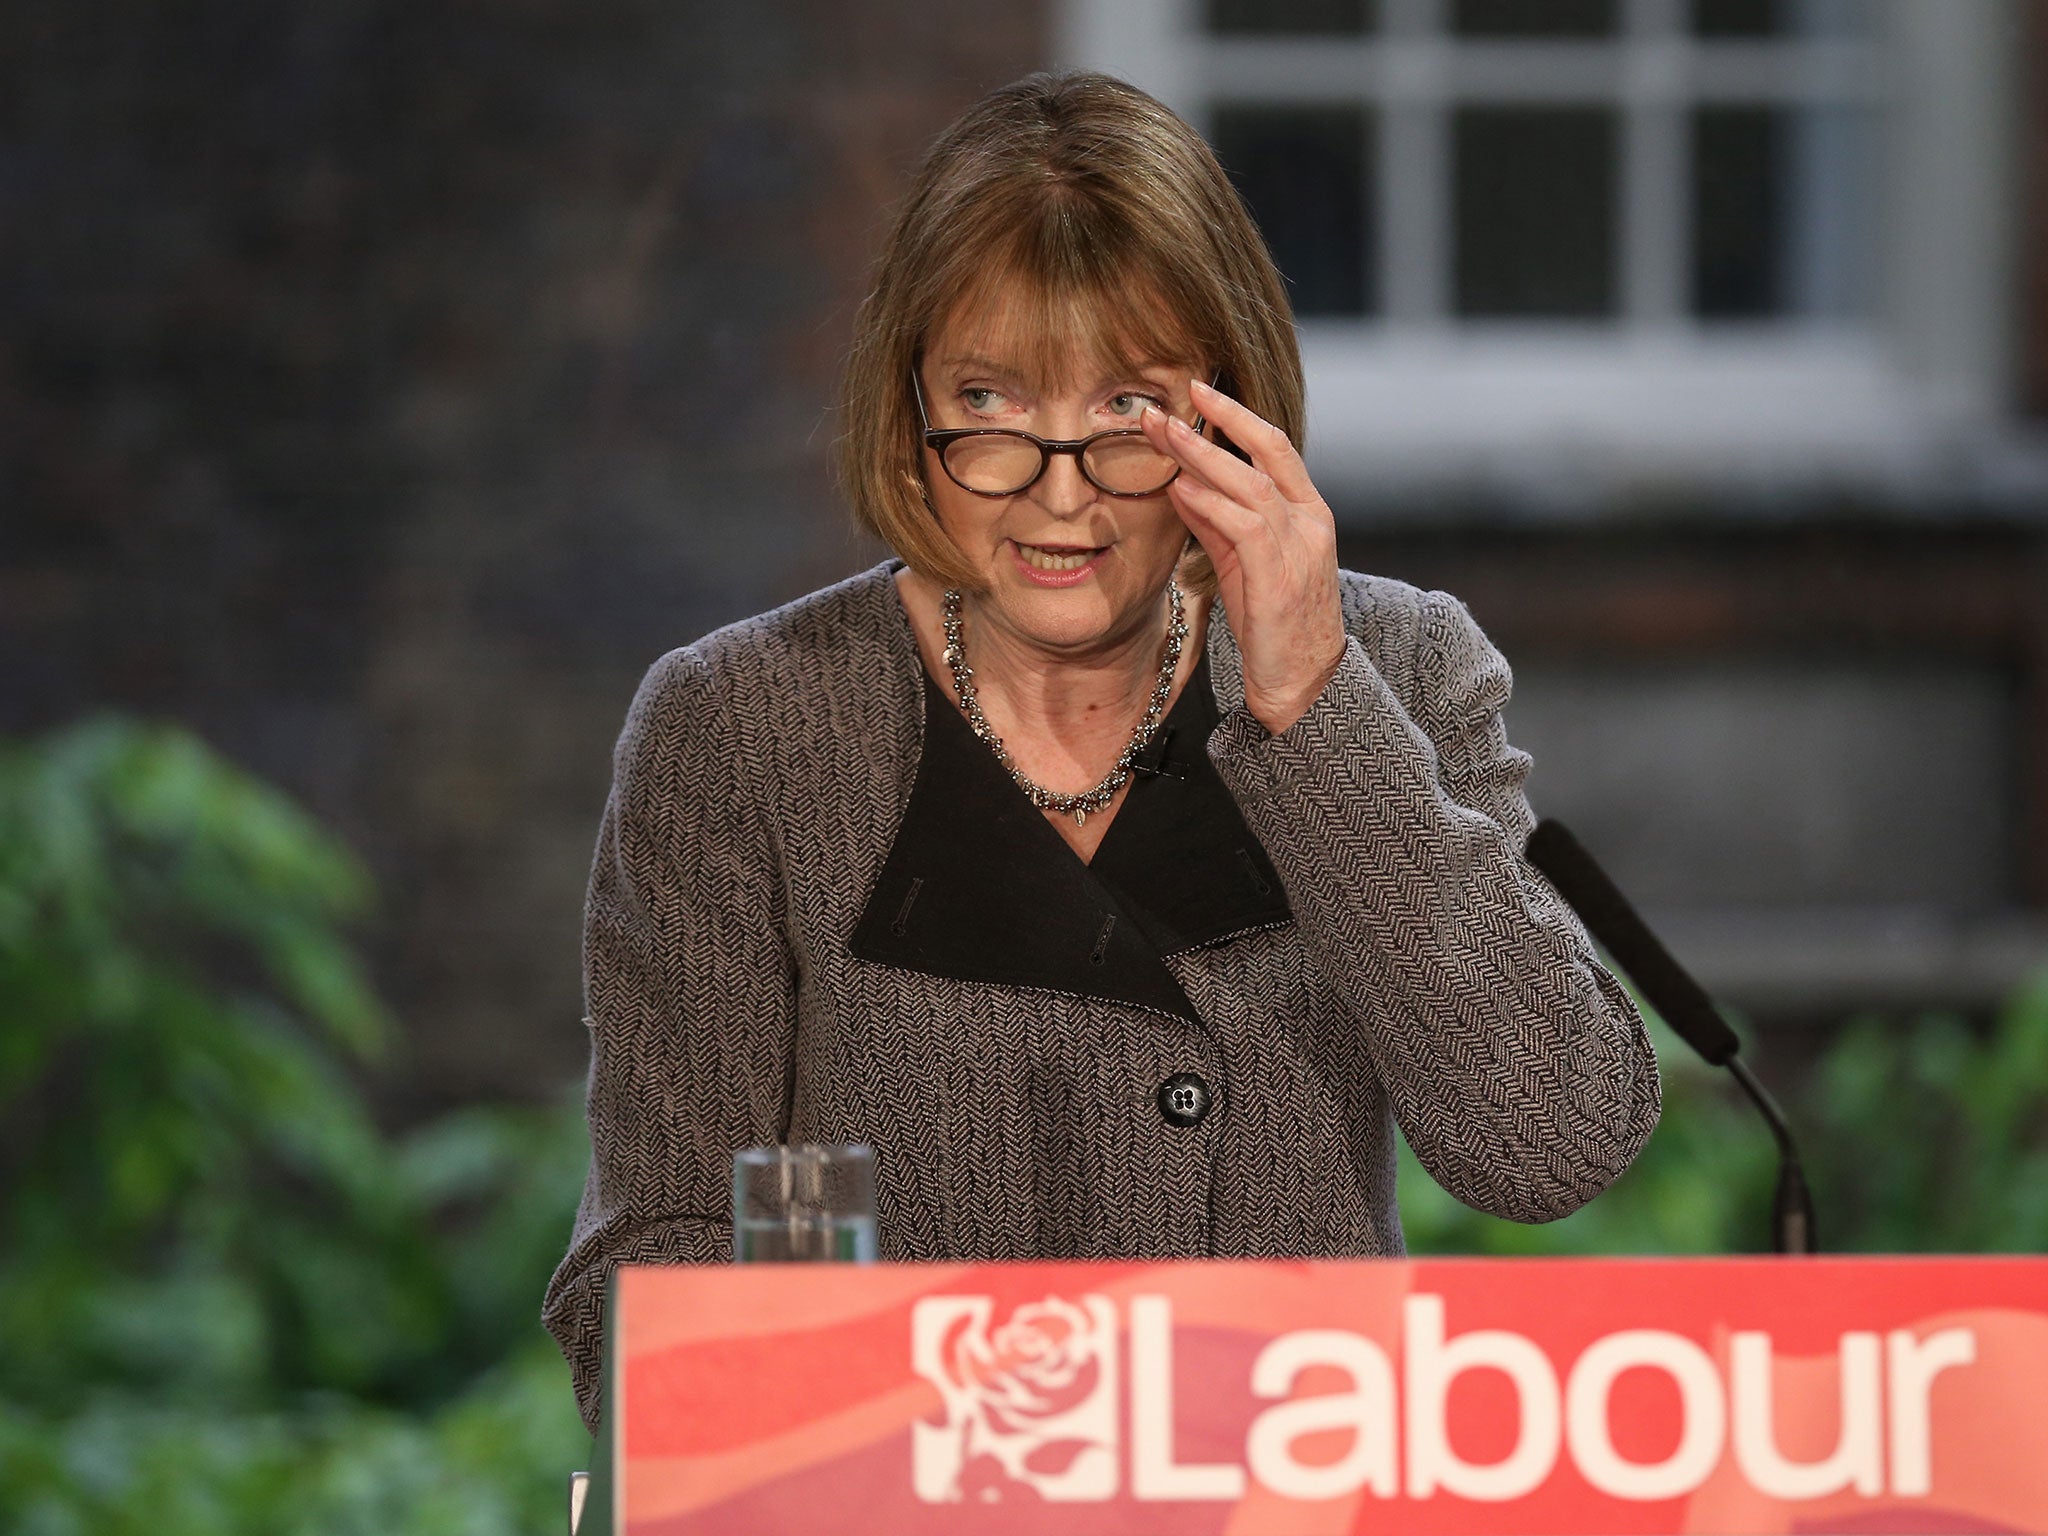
[1206,586,1659,1223]
[541,646,798,1435]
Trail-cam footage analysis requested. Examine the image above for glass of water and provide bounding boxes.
[731,1143,878,1263]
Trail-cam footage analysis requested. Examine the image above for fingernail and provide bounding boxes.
[1190,378,1214,397]
[1141,403,1163,427]
[1168,413,1193,437]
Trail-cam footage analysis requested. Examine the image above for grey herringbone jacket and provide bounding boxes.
[543,562,1659,1432]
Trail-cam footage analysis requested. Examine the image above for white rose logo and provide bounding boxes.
[912,1294,1119,1502]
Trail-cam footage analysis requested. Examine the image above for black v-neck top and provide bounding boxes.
[849,652,1293,1022]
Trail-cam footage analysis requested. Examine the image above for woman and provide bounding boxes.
[543,70,1659,1434]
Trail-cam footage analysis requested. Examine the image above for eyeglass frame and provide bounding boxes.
[912,369,1212,500]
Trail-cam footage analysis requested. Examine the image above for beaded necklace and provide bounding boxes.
[938,581,1187,829]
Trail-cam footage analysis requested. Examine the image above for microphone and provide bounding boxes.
[1524,818,1816,1255]
[1132,726,1186,780]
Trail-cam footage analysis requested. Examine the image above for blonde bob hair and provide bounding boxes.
[837,71,1304,595]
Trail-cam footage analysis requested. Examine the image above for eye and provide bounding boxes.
[1104,391,1166,422]
[960,387,1009,416]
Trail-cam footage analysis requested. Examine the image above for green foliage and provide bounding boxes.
[1798,975,2048,1252]
[0,718,587,1533]
[1400,976,2048,1256]
[0,1342,579,1536]
[1,718,388,1404]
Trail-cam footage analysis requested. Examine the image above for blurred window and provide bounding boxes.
[1692,104,1875,320]
[1454,107,1618,317]
[1691,0,1868,39]
[1058,0,2010,509]
[1181,0,1875,326]
[1206,0,1376,34]
[1211,105,1376,316]
[1452,0,1618,37]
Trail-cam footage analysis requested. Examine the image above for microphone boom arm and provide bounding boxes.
[1524,818,1817,1255]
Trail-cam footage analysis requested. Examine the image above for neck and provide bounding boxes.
[952,585,1179,741]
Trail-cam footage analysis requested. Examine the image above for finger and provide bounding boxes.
[1169,416,1341,571]
[1170,500,1225,571]
[1169,471,1283,568]
[1141,404,1281,513]
[1164,487,1245,595]
[1188,379,1319,504]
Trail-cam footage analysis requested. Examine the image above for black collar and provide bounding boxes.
[849,652,1291,1021]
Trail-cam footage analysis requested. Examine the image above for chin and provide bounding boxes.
[1001,594,1115,644]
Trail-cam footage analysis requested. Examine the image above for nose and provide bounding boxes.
[1029,445,1094,519]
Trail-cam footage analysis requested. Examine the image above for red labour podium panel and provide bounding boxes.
[603,1256,2048,1534]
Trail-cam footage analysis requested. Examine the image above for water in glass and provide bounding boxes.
[731,1143,878,1264]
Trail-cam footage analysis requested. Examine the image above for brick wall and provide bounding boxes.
[1,1,1045,1108]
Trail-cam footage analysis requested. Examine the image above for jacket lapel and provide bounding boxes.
[849,640,1290,1021]
[1088,653,1291,955]
[1202,598,1249,716]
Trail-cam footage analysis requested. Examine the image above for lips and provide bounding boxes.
[1015,542,1105,572]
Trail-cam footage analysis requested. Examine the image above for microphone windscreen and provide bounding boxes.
[1525,819,1742,1066]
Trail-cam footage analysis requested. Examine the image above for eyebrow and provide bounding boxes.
[934,355,1180,386]
[934,355,1015,376]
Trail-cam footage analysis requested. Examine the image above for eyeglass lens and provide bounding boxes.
[942,432,1179,496]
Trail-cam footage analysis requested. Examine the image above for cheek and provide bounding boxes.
[925,471,1005,548]
[1123,497,1189,554]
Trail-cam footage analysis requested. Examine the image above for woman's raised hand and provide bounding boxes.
[1142,380,1347,736]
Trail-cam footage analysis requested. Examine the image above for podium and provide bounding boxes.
[580,1255,2048,1534]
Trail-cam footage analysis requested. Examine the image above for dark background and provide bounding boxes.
[4,2,1043,1110]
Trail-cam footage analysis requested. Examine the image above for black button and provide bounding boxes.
[1156,1072,1213,1128]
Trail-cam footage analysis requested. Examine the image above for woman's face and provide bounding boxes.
[917,298,1205,662]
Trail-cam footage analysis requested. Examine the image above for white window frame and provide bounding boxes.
[1055,0,2023,511]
